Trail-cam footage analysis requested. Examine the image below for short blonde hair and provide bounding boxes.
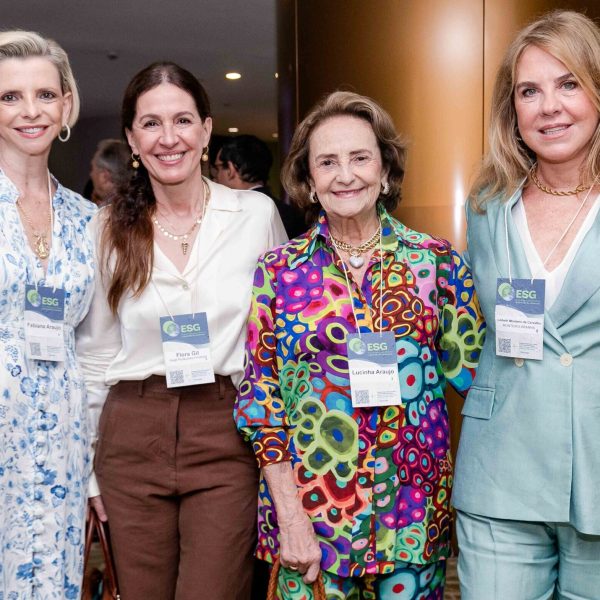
[281,91,406,222]
[0,30,80,127]
[471,10,600,209]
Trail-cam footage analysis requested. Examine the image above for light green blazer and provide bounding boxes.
[452,188,600,535]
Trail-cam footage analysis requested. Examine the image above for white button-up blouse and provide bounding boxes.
[76,179,287,494]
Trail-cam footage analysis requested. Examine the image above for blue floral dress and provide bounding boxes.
[0,170,96,599]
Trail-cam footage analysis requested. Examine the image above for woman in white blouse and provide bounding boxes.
[77,62,287,600]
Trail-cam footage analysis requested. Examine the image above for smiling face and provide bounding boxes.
[0,56,72,160]
[514,45,600,170]
[126,82,212,188]
[308,115,385,224]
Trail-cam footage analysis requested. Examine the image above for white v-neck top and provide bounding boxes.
[513,195,600,308]
[76,180,287,494]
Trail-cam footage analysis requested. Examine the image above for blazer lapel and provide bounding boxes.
[487,186,563,345]
[549,202,600,329]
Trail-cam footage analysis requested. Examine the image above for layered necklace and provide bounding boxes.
[529,164,590,196]
[330,223,381,268]
[16,174,53,260]
[153,179,211,255]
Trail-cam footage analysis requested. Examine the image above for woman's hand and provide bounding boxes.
[88,495,108,522]
[279,510,322,584]
[262,461,322,584]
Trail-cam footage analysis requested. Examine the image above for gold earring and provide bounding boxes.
[201,146,209,162]
[131,153,140,169]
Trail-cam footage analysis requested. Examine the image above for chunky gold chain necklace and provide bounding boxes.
[330,224,381,268]
[153,179,211,255]
[529,164,590,197]
[16,176,53,260]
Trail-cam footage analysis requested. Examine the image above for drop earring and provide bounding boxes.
[131,153,140,169]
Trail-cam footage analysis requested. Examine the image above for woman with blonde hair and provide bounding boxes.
[454,10,600,599]
[236,91,484,598]
[0,31,96,597]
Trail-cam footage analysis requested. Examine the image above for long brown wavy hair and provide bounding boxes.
[100,62,211,313]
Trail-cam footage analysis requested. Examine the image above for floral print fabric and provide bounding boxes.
[235,208,484,578]
[0,170,96,599]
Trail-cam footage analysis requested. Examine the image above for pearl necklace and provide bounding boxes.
[330,224,381,268]
[152,180,210,255]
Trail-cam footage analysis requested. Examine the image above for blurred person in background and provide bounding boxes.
[88,138,132,206]
[212,134,306,238]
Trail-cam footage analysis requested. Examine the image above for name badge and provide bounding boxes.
[24,285,65,362]
[160,312,215,388]
[347,331,401,408]
[495,278,545,360]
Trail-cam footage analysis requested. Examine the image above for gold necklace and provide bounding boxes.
[16,176,53,260]
[330,224,381,268]
[529,164,590,197]
[153,179,210,255]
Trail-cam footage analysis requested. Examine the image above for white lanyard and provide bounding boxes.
[330,226,384,338]
[504,175,597,283]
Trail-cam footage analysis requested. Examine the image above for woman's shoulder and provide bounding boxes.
[57,184,97,222]
[387,214,452,254]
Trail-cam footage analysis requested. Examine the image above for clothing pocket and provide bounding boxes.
[461,386,495,419]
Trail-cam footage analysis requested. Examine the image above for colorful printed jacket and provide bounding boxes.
[235,208,485,577]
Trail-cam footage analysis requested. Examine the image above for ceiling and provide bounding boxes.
[2,0,278,139]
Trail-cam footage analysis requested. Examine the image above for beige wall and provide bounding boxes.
[277,0,600,521]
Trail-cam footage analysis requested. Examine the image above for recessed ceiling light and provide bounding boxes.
[225,72,241,80]
[228,127,239,133]
[274,72,279,79]
[272,133,278,139]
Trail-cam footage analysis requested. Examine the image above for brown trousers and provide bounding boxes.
[95,375,258,600]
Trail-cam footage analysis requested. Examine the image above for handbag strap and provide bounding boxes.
[83,505,121,599]
[266,558,326,600]
[83,506,98,572]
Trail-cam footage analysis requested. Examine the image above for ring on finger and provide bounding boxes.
[288,565,299,571]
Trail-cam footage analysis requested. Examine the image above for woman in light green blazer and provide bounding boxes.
[453,10,600,600]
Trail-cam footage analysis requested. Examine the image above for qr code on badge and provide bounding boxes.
[30,342,42,356]
[169,370,185,386]
[354,389,370,406]
[498,338,511,354]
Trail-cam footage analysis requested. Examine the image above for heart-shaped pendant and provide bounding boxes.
[349,255,364,268]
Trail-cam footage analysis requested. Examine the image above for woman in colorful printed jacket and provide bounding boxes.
[235,90,485,599]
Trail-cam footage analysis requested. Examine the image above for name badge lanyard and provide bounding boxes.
[497,176,597,360]
[331,228,401,407]
[503,176,597,285]
[24,173,65,362]
[330,228,384,339]
[151,197,215,387]
[151,186,209,321]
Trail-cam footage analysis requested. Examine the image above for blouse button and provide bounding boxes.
[33,506,44,518]
[514,358,525,368]
[182,283,190,290]
[32,521,44,534]
[34,472,44,484]
[559,353,573,367]
[35,432,45,444]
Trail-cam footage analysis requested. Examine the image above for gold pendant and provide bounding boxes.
[35,235,50,259]
[181,241,189,255]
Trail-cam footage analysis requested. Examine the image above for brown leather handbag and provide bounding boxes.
[82,505,121,600]
[267,558,326,600]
